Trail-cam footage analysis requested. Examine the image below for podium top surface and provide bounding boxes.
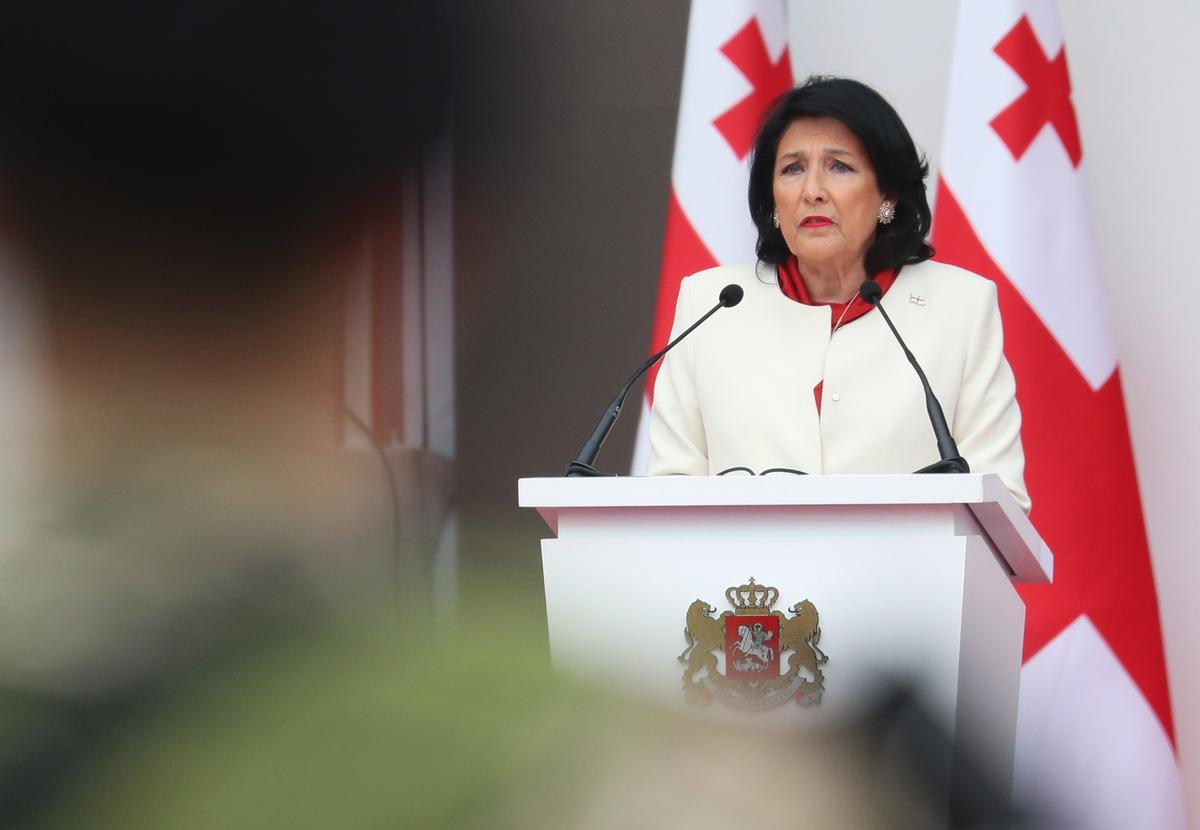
[522,472,1008,509]
[519,473,1052,584]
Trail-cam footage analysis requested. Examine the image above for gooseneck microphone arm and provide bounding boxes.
[859,279,970,474]
[564,284,744,477]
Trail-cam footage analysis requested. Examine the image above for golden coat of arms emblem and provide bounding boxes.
[678,577,827,710]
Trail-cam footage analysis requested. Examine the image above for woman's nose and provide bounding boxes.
[800,170,826,202]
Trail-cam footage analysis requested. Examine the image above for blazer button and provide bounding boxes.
[830,392,841,402]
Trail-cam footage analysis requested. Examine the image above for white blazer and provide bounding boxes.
[646,259,1030,512]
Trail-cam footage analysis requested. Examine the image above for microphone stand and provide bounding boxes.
[565,286,742,477]
[860,279,970,474]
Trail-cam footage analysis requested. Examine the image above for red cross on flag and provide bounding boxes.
[631,0,791,475]
[932,2,1185,825]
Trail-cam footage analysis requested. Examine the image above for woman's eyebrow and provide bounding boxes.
[778,147,853,160]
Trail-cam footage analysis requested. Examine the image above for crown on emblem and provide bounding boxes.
[725,577,779,616]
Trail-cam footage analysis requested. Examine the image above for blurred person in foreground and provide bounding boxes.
[0,1,453,822]
[0,7,1041,827]
[647,77,1030,512]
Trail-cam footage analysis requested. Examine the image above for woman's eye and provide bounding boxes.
[780,161,803,175]
[831,159,853,172]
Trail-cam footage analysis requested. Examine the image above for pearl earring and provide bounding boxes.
[771,210,780,228]
[877,200,896,225]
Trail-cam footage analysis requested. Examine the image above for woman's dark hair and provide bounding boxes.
[748,76,933,274]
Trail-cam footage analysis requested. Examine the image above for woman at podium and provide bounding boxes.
[647,77,1030,512]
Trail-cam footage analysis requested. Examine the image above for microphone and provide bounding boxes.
[859,279,970,474]
[564,283,744,477]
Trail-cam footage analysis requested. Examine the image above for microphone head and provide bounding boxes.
[858,279,882,305]
[719,284,744,308]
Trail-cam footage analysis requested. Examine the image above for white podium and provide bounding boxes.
[518,473,1052,796]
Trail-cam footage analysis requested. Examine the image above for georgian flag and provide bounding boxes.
[932,2,1185,825]
[631,0,792,475]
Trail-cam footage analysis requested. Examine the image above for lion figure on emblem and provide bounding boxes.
[678,599,727,701]
[773,599,828,702]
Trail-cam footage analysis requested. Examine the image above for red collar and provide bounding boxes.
[776,257,898,331]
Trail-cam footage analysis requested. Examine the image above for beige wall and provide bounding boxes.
[784,0,1199,820]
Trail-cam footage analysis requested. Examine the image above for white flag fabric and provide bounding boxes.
[933,2,1184,825]
[631,0,791,475]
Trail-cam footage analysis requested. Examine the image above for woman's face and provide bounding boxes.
[771,117,885,274]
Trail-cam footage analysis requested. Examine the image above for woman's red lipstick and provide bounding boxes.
[800,215,834,227]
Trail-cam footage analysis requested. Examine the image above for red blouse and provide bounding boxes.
[776,256,898,331]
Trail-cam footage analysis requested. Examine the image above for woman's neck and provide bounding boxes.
[796,260,867,303]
